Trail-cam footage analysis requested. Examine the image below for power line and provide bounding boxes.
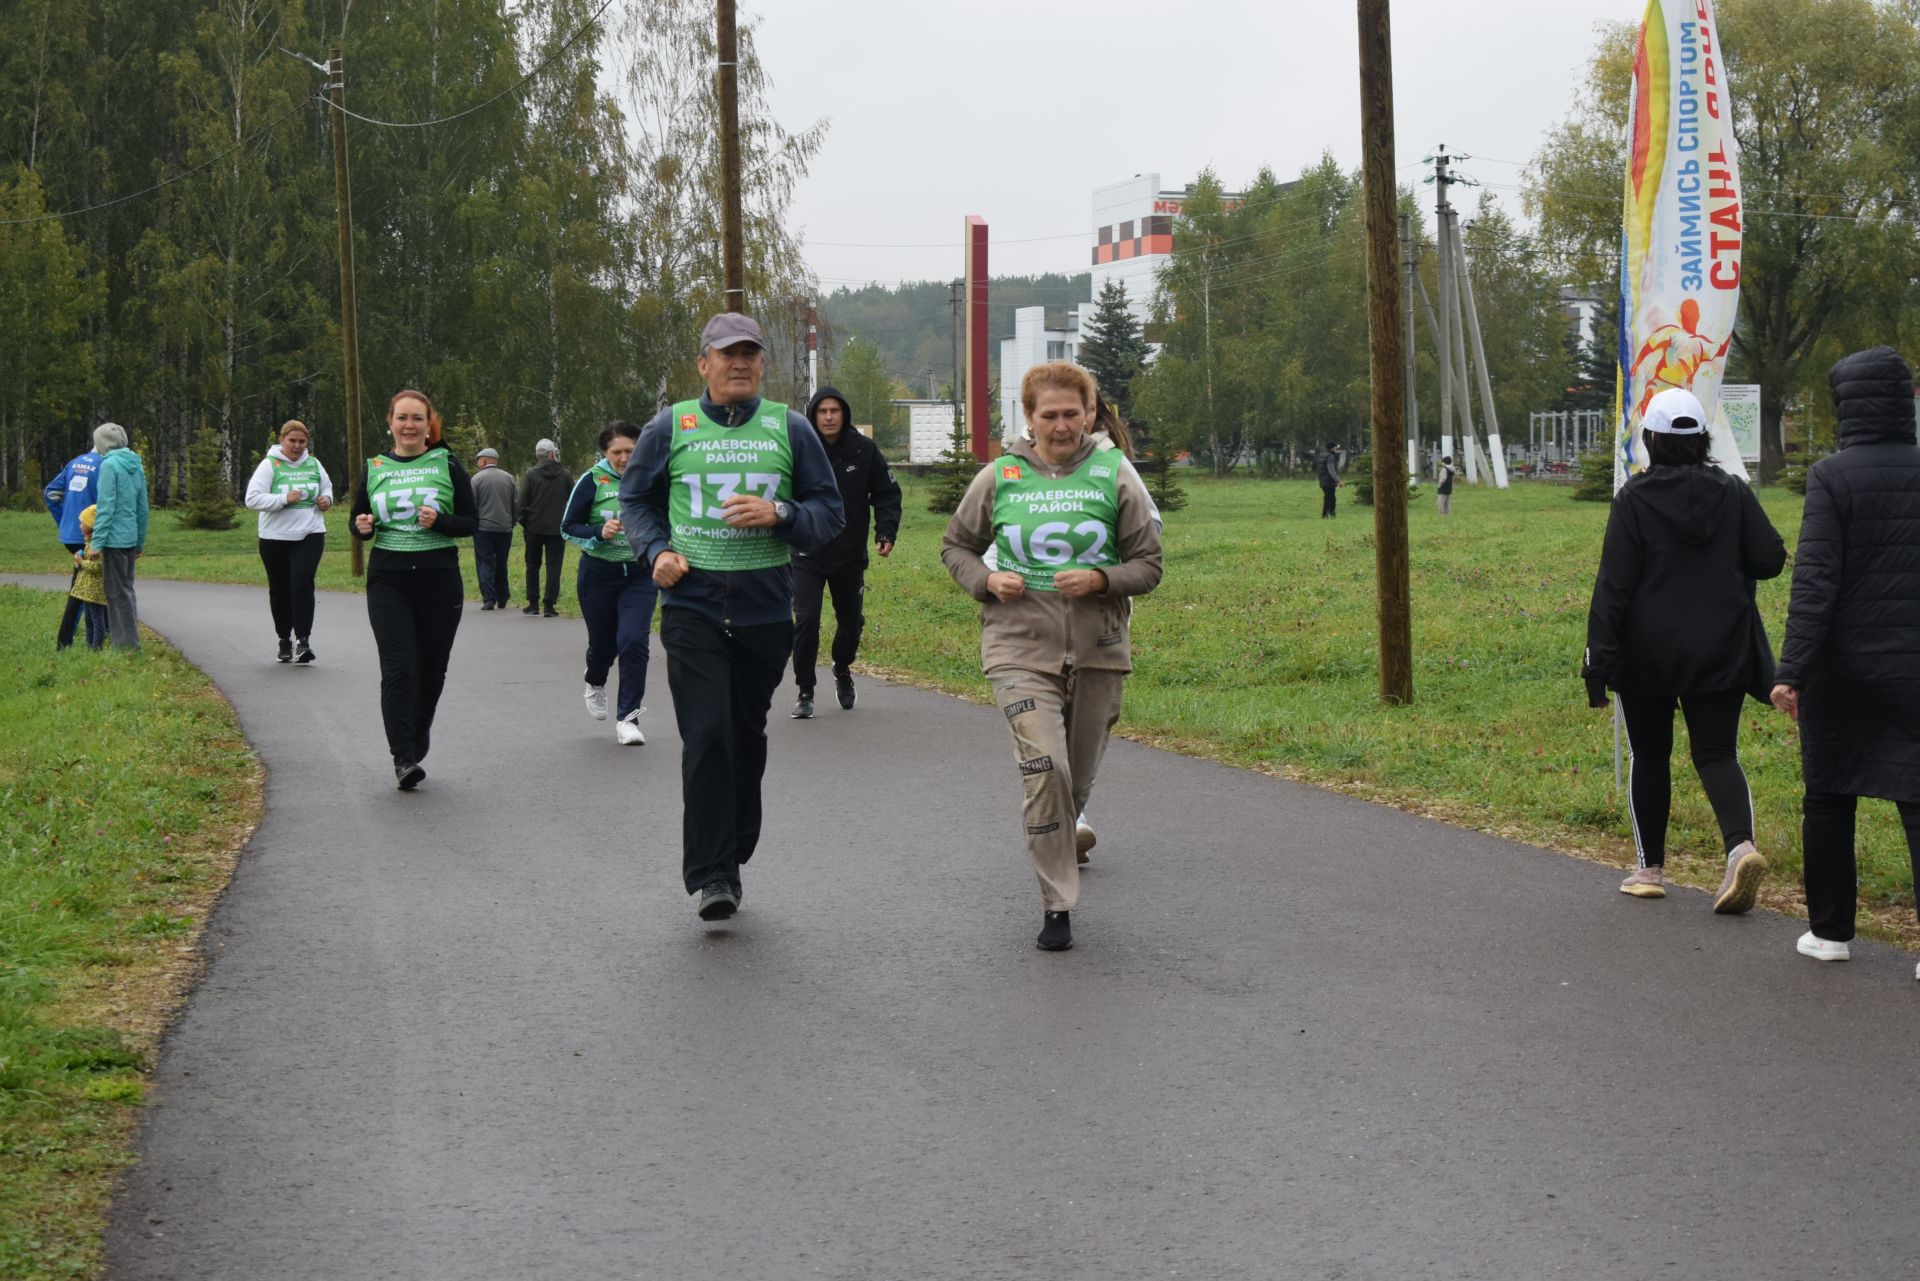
[322,0,617,129]
[0,100,310,227]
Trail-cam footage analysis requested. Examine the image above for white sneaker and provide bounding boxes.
[584,683,608,721]
[615,710,645,745]
[1795,931,1850,962]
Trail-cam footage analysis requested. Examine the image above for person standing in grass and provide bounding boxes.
[470,448,516,611]
[1436,456,1456,515]
[563,421,655,746]
[44,436,103,650]
[1316,440,1345,518]
[244,420,334,664]
[350,390,477,791]
[88,423,148,652]
[1769,347,1920,970]
[942,362,1164,952]
[65,505,109,650]
[1582,387,1785,910]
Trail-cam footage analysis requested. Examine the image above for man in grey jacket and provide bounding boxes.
[470,448,516,610]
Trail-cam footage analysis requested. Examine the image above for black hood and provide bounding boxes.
[1830,346,1917,448]
[805,385,851,428]
[1622,463,1741,547]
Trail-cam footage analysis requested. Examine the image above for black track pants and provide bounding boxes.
[660,609,792,896]
[790,564,865,691]
[524,534,564,608]
[1802,791,1920,942]
[1616,689,1754,867]
[366,567,464,763]
[577,555,658,720]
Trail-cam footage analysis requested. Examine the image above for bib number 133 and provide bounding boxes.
[1002,519,1109,566]
[680,472,779,518]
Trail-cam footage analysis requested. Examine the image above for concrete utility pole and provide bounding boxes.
[949,279,964,440]
[1357,0,1413,706]
[1452,214,1509,487]
[1399,212,1419,487]
[716,0,745,312]
[327,48,365,578]
[1445,208,1480,484]
[807,303,818,398]
[1432,145,1455,473]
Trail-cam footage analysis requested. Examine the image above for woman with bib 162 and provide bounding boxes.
[942,362,1164,952]
[351,390,477,790]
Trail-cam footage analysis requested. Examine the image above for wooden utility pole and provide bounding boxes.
[716,0,745,312]
[1357,0,1413,705]
[327,48,365,577]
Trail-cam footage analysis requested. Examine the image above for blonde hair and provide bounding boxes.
[1020,361,1097,418]
[279,419,308,441]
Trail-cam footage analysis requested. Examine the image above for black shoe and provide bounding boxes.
[543,606,560,618]
[294,638,315,664]
[1037,911,1073,951]
[480,601,495,612]
[696,882,740,921]
[394,760,425,791]
[276,638,293,664]
[522,605,540,616]
[835,668,855,710]
[791,693,814,719]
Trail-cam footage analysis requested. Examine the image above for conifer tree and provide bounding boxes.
[178,425,239,530]
[1076,279,1150,417]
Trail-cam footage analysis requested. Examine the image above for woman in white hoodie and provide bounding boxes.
[245,420,335,663]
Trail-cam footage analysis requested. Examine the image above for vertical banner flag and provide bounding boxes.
[1616,0,1747,489]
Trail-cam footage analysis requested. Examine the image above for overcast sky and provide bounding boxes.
[746,0,1621,288]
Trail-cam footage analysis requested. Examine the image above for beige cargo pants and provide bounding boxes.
[989,667,1127,911]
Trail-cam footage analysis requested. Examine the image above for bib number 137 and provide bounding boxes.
[1002,519,1109,566]
[371,488,441,525]
[681,472,779,518]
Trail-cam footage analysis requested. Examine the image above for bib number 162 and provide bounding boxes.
[1002,519,1109,565]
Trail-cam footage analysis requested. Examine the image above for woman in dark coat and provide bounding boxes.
[1584,386,1787,911]
[1771,346,1920,969]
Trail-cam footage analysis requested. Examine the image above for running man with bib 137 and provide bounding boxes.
[619,313,844,922]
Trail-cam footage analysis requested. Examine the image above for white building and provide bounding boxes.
[902,400,961,465]
[997,174,1245,444]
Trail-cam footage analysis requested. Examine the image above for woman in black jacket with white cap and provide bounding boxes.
[1771,346,1920,969]
[1583,386,1787,910]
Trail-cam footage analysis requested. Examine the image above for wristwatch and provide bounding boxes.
[773,500,792,524]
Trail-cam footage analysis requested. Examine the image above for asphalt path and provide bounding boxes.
[11,575,1920,1280]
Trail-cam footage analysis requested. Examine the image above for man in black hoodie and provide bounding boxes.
[789,386,903,718]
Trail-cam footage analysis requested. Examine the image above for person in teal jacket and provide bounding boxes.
[88,423,149,651]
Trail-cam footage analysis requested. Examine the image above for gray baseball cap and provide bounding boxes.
[699,312,766,353]
[475,447,500,460]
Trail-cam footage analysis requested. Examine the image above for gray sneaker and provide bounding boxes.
[1713,841,1766,915]
[1619,866,1665,898]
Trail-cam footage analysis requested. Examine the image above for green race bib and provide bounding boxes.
[577,459,636,562]
[366,447,455,552]
[270,454,322,507]
[991,452,1120,591]
[666,399,794,571]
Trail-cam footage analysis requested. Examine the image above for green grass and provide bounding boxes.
[0,586,261,1280]
[1,478,1911,935]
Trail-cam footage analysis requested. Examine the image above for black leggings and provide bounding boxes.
[366,567,464,764]
[260,533,326,640]
[1617,689,1754,867]
[1320,485,1337,518]
[1802,791,1920,942]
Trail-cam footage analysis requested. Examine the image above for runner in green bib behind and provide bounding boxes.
[618,312,845,922]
